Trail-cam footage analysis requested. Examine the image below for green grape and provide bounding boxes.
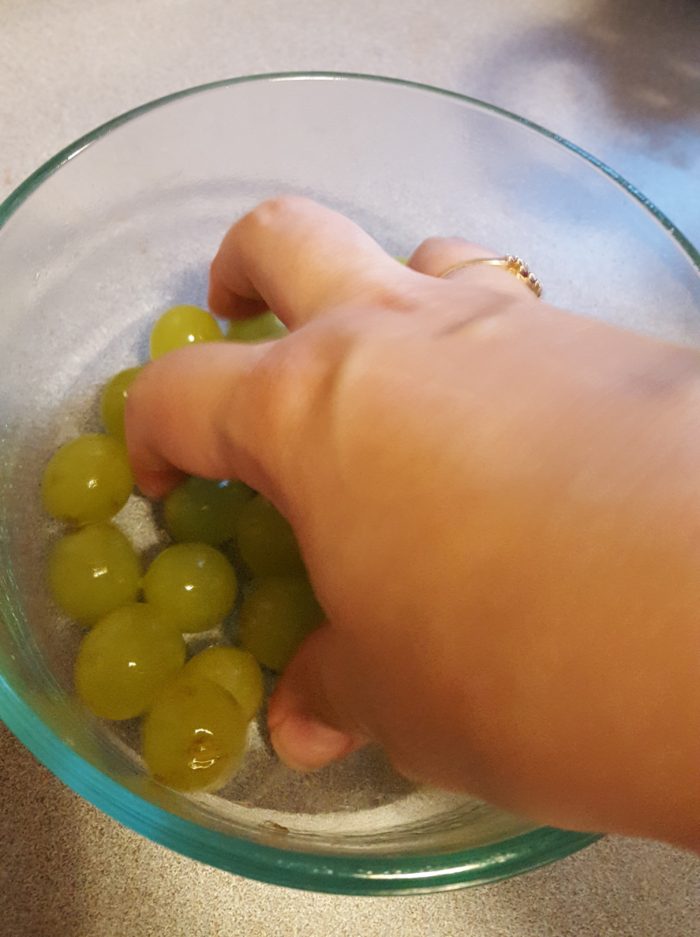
[48,522,140,625]
[142,543,237,633]
[142,676,248,792]
[183,646,263,720]
[226,311,287,343]
[238,576,324,672]
[100,366,142,441]
[41,433,133,524]
[149,304,223,360]
[163,477,253,546]
[235,495,305,576]
[74,603,186,720]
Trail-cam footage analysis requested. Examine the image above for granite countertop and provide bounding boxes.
[1,1,698,934]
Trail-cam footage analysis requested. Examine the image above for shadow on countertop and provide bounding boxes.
[481,0,700,152]
[0,725,84,937]
[468,835,700,937]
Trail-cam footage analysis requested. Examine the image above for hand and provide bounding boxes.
[126,197,700,849]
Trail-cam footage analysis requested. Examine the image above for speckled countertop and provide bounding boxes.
[1,1,699,934]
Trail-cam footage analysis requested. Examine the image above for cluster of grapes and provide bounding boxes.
[41,305,322,793]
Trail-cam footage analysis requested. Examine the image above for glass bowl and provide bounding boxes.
[0,72,697,896]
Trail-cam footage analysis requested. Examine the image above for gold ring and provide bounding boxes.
[439,255,543,298]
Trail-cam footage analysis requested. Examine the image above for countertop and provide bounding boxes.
[1,1,698,934]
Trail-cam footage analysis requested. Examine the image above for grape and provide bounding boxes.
[163,477,253,546]
[100,366,142,441]
[142,676,248,792]
[142,543,237,633]
[238,576,324,672]
[235,495,305,576]
[183,646,263,720]
[41,433,133,524]
[149,304,223,360]
[48,522,140,625]
[226,311,287,343]
[74,604,185,720]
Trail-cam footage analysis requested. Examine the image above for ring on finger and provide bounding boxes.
[439,255,543,298]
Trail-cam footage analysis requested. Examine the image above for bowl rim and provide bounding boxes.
[1,70,698,271]
[1,668,601,894]
[7,69,696,894]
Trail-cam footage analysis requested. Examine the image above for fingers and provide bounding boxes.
[409,236,541,304]
[126,342,367,775]
[125,341,270,498]
[408,236,498,277]
[268,626,369,771]
[209,196,419,328]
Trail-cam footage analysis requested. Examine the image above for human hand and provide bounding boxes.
[126,197,700,849]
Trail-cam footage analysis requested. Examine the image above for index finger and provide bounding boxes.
[208,196,422,328]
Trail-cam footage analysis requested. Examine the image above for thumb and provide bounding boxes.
[268,625,369,772]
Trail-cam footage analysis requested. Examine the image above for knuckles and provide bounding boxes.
[240,195,318,237]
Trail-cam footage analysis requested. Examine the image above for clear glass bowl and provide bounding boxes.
[0,73,697,896]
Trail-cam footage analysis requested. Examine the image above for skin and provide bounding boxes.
[126,196,700,851]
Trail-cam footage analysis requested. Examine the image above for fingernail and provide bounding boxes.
[135,468,182,499]
[270,715,359,772]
